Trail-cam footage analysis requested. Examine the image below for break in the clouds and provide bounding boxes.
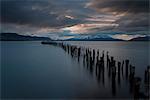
[0,0,149,40]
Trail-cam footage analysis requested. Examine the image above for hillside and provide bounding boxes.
[0,33,51,41]
[130,36,150,41]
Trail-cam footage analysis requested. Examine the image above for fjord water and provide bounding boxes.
[1,41,150,98]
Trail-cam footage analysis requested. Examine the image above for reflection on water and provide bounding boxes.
[1,41,150,99]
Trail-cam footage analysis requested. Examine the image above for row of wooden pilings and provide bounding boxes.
[42,41,150,99]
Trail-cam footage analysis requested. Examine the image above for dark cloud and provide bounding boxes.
[0,0,83,28]
[120,16,148,28]
[0,0,149,37]
[88,0,149,13]
[86,0,149,33]
[114,13,149,32]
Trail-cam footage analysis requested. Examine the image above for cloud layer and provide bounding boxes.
[1,0,149,39]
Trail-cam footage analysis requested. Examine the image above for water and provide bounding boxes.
[1,41,150,99]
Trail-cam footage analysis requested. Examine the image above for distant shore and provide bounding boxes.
[1,33,150,41]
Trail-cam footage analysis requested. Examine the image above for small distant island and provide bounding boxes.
[0,33,51,41]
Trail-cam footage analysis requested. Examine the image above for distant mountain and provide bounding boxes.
[130,36,150,41]
[66,37,123,41]
[0,33,51,41]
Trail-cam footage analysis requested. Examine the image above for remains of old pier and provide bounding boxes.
[41,41,150,99]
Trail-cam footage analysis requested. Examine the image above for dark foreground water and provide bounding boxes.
[1,41,150,99]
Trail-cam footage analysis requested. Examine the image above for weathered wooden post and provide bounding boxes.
[129,65,135,93]
[125,60,129,79]
[102,50,104,59]
[144,66,150,98]
[133,77,141,99]
[121,60,124,78]
[118,62,121,85]
[78,47,81,61]
[97,49,99,57]
[111,65,116,96]
[93,49,95,62]
[106,51,109,68]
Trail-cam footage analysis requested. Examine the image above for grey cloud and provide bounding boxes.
[86,0,149,33]
[0,0,83,28]
[114,13,149,32]
[1,0,149,36]
[88,0,149,13]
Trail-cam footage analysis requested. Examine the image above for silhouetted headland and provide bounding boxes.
[129,36,150,41]
[0,33,51,41]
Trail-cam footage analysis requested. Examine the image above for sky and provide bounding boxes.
[0,0,149,40]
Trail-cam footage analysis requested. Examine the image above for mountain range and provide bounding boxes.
[66,37,123,41]
[0,33,149,41]
[0,33,51,41]
[65,35,150,41]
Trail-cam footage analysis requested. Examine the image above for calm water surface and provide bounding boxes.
[1,41,150,99]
